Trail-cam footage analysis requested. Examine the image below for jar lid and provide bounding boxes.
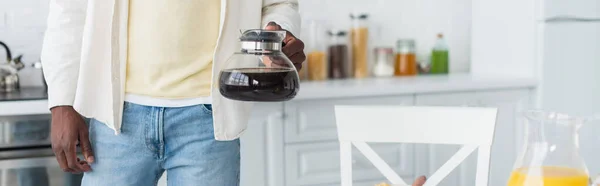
[396,39,416,51]
[374,47,394,54]
[350,13,369,20]
[397,39,415,47]
[239,29,286,43]
[327,30,347,37]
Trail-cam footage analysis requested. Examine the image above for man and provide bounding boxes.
[42,0,428,185]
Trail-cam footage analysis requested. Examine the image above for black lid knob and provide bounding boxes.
[240,29,285,43]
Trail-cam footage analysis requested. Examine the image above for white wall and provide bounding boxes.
[0,0,48,86]
[0,0,473,87]
[298,0,472,73]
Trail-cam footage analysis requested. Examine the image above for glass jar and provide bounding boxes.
[394,39,417,76]
[350,13,369,78]
[305,20,328,81]
[372,47,394,77]
[218,29,300,102]
[327,30,350,79]
[508,111,600,186]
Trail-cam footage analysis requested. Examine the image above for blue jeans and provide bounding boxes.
[82,102,240,186]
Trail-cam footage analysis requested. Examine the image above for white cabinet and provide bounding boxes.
[477,90,531,186]
[241,87,534,186]
[240,103,285,186]
[282,96,415,186]
[284,96,415,143]
[415,92,480,186]
[541,23,600,116]
[415,89,532,186]
[284,142,414,186]
[545,0,600,18]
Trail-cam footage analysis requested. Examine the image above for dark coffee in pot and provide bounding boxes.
[219,68,299,102]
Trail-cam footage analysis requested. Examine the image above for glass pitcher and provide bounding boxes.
[508,110,600,186]
[218,29,300,102]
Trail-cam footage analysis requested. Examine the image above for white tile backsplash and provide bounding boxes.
[298,0,472,73]
[0,13,6,28]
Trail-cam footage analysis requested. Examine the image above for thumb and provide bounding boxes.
[79,129,95,163]
[412,176,427,186]
[264,21,282,31]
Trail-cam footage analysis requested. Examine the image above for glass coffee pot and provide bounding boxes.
[508,110,600,186]
[218,29,300,102]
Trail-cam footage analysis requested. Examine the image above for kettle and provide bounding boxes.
[0,41,25,93]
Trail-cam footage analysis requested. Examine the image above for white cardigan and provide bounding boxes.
[41,0,301,140]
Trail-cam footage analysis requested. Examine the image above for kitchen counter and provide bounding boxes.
[0,74,538,116]
[0,87,49,116]
[295,73,538,100]
[0,87,47,102]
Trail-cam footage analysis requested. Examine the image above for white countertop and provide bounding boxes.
[0,74,538,116]
[294,73,538,100]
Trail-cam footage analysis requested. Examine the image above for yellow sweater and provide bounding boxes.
[126,0,220,99]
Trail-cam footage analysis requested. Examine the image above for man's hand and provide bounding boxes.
[412,176,427,186]
[50,106,94,174]
[264,22,306,70]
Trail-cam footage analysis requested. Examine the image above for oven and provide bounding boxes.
[0,113,83,186]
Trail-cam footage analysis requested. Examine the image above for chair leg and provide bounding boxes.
[340,141,352,186]
[475,146,492,186]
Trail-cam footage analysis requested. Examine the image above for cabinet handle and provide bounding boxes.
[545,16,600,23]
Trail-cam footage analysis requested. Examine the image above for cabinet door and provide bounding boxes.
[415,92,480,186]
[240,103,285,186]
[284,142,414,186]
[415,89,532,186]
[477,90,531,186]
[545,0,600,18]
[284,96,415,143]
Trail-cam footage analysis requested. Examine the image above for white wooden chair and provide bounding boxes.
[334,106,498,186]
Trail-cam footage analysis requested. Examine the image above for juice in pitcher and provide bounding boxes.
[507,166,588,186]
[509,111,599,186]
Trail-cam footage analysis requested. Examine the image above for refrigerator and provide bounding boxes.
[539,0,600,178]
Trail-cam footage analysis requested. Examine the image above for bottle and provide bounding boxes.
[327,30,350,79]
[430,33,449,74]
[394,39,417,76]
[350,13,369,78]
[305,20,328,81]
[373,47,394,77]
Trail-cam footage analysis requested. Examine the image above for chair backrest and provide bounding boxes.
[335,106,498,186]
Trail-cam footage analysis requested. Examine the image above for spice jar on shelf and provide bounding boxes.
[394,39,417,76]
[327,30,350,79]
[350,13,369,78]
[372,47,394,77]
[305,20,328,81]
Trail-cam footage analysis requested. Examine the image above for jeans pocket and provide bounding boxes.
[201,104,213,114]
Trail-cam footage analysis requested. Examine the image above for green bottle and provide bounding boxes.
[430,33,449,74]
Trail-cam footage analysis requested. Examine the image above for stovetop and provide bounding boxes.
[0,87,48,102]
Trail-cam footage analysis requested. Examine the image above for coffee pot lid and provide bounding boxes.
[240,29,286,43]
[240,29,286,52]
